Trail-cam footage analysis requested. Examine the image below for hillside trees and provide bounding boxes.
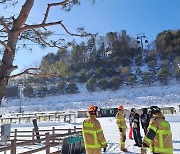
[157,68,170,85]
[156,30,180,59]
[39,29,179,94]
[0,0,95,103]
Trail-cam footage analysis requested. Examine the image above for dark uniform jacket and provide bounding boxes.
[140,113,151,130]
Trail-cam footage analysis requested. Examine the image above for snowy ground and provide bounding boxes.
[0,83,180,153]
[1,83,180,114]
[4,114,180,154]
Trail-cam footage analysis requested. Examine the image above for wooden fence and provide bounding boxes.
[0,126,82,154]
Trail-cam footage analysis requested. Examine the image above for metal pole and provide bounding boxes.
[140,36,143,49]
[19,85,22,113]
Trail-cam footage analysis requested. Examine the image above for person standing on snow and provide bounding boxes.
[141,106,173,154]
[82,105,107,154]
[130,108,142,147]
[140,108,151,135]
[129,109,134,140]
[116,105,128,152]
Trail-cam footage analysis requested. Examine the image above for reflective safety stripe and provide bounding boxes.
[156,129,172,148]
[144,136,152,145]
[85,144,101,148]
[83,129,96,134]
[83,122,94,127]
[158,133,164,148]
[160,121,170,127]
[157,130,171,134]
[151,147,173,153]
[148,125,157,132]
[83,129,103,149]
[96,128,103,133]
[120,142,125,145]
[117,125,127,128]
[116,118,125,121]
[101,141,107,145]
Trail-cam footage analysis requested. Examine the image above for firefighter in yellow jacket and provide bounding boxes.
[116,105,128,152]
[82,106,107,154]
[141,106,173,154]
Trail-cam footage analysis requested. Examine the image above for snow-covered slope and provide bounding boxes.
[1,83,179,114]
[1,83,180,154]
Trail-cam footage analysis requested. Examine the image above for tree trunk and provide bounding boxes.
[0,0,34,104]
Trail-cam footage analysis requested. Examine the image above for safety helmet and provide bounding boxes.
[131,108,136,113]
[118,105,124,110]
[88,105,98,113]
[147,106,161,114]
[142,108,148,114]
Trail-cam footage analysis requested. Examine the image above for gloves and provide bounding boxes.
[119,128,122,132]
[103,144,108,152]
[141,146,147,154]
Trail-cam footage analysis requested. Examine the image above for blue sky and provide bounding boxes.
[0,0,180,74]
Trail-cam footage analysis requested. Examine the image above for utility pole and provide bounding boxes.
[19,84,23,113]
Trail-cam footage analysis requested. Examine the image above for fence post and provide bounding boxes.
[14,129,17,140]
[74,126,76,132]
[52,127,55,143]
[32,128,35,143]
[11,140,16,154]
[45,133,50,154]
[69,114,71,123]
[68,128,71,134]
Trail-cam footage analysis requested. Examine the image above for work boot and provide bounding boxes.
[134,143,138,146]
[121,148,128,152]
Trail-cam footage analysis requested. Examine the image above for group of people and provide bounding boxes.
[128,107,151,148]
[82,105,173,154]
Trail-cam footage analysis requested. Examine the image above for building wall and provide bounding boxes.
[5,86,20,98]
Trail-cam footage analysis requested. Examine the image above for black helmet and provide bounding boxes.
[131,108,136,113]
[142,108,148,114]
[148,106,161,114]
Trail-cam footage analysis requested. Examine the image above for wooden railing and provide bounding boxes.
[0,126,82,154]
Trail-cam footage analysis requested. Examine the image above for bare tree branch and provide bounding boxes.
[43,0,69,23]
[31,28,68,49]
[18,21,62,33]
[0,17,10,33]
[9,67,57,79]
[0,40,12,53]
[59,22,92,37]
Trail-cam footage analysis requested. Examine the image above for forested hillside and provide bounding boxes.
[12,29,180,98]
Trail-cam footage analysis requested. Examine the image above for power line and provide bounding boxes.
[0,9,102,35]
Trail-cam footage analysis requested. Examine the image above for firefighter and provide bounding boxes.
[141,106,173,154]
[116,105,128,152]
[82,105,107,154]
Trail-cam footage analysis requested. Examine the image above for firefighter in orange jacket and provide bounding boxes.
[116,105,128,152]
[141,106,173,154]
[82,106,107,154]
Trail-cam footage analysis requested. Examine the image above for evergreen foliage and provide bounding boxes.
[20,29,180,96]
